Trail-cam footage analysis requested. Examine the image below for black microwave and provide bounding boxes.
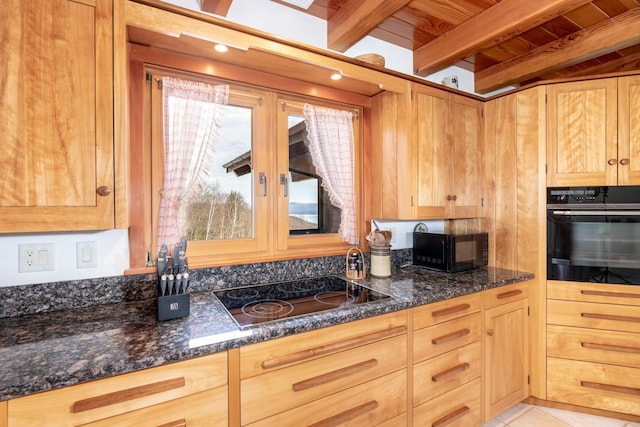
[413,231,488,272]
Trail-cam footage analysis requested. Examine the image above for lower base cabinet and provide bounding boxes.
[7,353,228,427]
[413,378,482,427]
[238,311,408,426]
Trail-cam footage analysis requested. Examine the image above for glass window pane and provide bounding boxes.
[184,104,253,240]
[287,113,340,236]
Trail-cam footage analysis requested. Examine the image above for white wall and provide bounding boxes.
[2,0,503,287]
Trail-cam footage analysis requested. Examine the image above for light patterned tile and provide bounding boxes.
[494,403,533,423]
[482,418,507,427]
[536,406,627,427]
[509,407,572,427]
[623,422,640,427]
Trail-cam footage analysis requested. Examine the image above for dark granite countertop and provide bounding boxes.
[0,266,533,401]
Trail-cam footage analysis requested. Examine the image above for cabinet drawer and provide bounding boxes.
[8,353,227,427]
[484,282,528,309]
[414,312,481,362]
[413,293,481,330]
[241,334,406,424]
[548,357,640,416]
[82,387,227,427]
[413,341,481,406]
[240,311,407,378]
[548,325,640,368]
[413,378,481,427]
[548,299,640,333]
[245,369,407,427]
[548,281,640,306]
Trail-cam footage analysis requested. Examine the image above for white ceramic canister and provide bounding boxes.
[369,244,391,277]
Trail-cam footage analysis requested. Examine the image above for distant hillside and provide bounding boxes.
[289,202,317,214]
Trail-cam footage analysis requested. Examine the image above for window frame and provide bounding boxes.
[127,52,367,271]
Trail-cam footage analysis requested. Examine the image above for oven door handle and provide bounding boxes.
[551,210,640,216]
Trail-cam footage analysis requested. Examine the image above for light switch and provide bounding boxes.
[76,241,97,268]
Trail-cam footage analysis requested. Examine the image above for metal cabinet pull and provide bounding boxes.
[259,172,267,196]
[280,173,289,197]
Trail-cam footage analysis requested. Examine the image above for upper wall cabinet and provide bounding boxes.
[370,83,484,220]
[0,0,116,232]
[547,76,640,186]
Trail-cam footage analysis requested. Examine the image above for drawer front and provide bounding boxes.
[548,325,640,368]
[413,293,481,330]
[7,352,227,427]
[245,369,407,427]
[414,312,482,362]
[240,311,407,378]
[413,341,481,406]
[548,299,640,333]
[241,334,406,424]
[548,281,640,306]
[413,378,481,427]
[548,357,640,416]
[483,282,528,309]
[82,387,227,427]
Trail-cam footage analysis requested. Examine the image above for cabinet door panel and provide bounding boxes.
[618,75,640,185]
[414,86,449,218]
[548,299,640,333]
[0,0,114,231]
[484,298,529,420]
[546,79,617,186]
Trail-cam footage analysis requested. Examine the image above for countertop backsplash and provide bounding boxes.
[0,249,413,319]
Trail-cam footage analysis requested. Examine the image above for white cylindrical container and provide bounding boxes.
[369,244,391,278]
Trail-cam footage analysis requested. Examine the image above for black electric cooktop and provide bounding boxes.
[213,276,391,328]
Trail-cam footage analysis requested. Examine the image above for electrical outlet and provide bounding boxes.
[19,243,55,273]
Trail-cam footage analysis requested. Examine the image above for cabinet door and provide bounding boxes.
[414,85,449,218]
[618,75,640,185]
[484,298,529,421]
[0,0,114,232]
[450,95,483,218]
[546,79,617,186]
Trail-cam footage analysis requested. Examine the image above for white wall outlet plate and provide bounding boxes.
[76,241,97,268]
[19,243,55,273]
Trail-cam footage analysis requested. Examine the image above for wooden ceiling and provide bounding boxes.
[199,0,640,94]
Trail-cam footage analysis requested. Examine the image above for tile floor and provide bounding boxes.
[483,403,640,427]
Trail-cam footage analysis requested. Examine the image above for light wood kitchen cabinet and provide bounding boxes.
[239,311,407,426]
[0,0,116,232]
[484,86,546,399]
[414,85,484,219]
[0,401,6,427]
[547,77,640,186]
[547,281,640,416]
[7,352,228,427]
[370,83,483,220]
[484,282,529,421]
[412,293,483,426]
[618,75,640,184]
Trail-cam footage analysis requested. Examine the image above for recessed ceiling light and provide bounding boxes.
[214,44,229,53]
[279,0,314,10]
[330,72,342,81]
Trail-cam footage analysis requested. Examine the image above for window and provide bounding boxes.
[133,67,362,269]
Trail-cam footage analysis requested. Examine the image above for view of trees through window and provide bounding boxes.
[180,95,340,242]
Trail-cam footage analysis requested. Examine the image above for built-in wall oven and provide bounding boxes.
[547,186,640,285]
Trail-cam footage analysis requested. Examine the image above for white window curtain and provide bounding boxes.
[303,104,357,244]
[158,77,229,253]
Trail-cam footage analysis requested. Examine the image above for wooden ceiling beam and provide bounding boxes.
[198,0,233,17]
[475,7,640,93]
[413,0,593,77]
[327,0,411,52]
